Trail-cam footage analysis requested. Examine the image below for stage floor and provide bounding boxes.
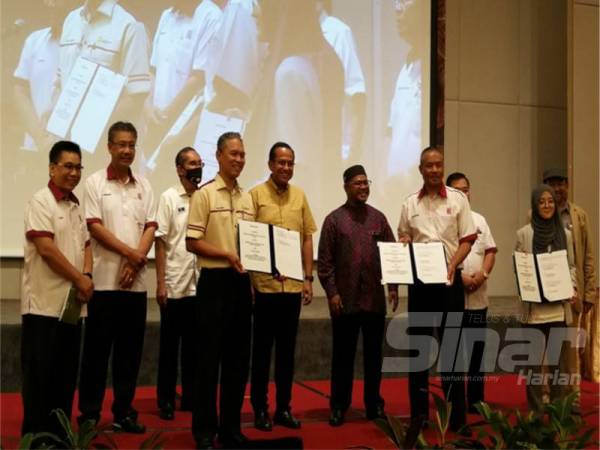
[1,375,598,449]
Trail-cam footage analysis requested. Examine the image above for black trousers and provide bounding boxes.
[78,291,147,422]
[157,296,197,410]
[330,311,385,412]
[407,272,466,429]
[462,308,487,407]
[21,314,82,437]
[192,269,252,442]
[250,292,302,413]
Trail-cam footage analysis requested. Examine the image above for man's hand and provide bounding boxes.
[126,248,148,269]
[398,235,412,244]
[462,272,475,290]
[75,274,94,303]
[388,289,399,312]
[156,283,168,307]
[303,280,313,305]
[119,262,138,289]
[446,263,457,286]
[329,294,343,317]
[227,253,245,274]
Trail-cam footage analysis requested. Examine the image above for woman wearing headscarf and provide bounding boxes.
[515,185,578,413]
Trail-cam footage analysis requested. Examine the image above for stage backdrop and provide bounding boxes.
[0,0,432,256]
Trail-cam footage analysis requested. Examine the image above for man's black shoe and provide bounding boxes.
[113,416,146,434]
[366,404,386,420]
[195,436,215,449]
[254,410,273,431]
[159,404,175,421]
[328,408,345,427]
[219,431,248,449]
[274,409,301,429]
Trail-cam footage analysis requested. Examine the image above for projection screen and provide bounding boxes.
[0,0,432,256]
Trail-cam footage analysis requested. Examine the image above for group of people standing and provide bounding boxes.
[20,123,597,450]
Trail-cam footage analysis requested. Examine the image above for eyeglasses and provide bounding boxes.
[274,160,295,168]
[110,141,137,150]
[349,179,372,187]
[55,163,84,172]
[188,161,205,169]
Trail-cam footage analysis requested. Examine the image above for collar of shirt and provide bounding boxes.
[47,180,80,204]
[418,183,447,200]
[174,182,191,198]
[106,164,136,184]
[214,173,242,194]
[267,176,289,195]
[82,0,117,21]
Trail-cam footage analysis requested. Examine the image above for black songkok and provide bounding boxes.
[343,165,367,183]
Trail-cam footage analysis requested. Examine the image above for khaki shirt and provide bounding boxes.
[250,178,317,293]
[187,174,255,269]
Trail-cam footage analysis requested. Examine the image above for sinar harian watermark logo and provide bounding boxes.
[382,312,585,386]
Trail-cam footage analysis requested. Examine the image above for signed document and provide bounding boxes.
[536,250,573,302]
[238,220,271,273]
[412,242,447,284]
[273,227,303,281]
[378,242,413,284]
[514,251,542,302]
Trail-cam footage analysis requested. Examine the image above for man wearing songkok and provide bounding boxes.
[318,164,399,427]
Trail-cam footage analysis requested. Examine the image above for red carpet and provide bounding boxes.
[1,375,598,449]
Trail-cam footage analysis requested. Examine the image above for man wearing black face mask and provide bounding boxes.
[154,147,204,420]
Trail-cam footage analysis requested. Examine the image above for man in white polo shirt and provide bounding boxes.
[398,147,477,434]
[154,147,203,420]
[143,0,223,158]
[317,0,366,162]
[446,172,497,413]
[78,121,157,433]
[186,132,255,449]
[21,140,93,440]
[58,0,151,146]
[13,0,71,153]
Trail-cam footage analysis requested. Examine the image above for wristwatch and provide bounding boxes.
[304,275,314,282]
[83,272,93,279]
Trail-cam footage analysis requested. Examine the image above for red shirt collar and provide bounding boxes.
[48,180,79,204]
[106,164,136,183]
[418,183,447,199]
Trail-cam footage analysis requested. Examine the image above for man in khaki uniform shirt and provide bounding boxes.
[186,132,255,449]
[249,142,317,431]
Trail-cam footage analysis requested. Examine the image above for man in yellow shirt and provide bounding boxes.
[249,142,317,431]
[186,132,255,449]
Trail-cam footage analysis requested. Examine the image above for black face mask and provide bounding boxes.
[185,167,203,187]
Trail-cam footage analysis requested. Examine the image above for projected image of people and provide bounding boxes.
[142,0,223,169]
[244,0,344,196]
[1,0,433,258]
[388,0,427,176]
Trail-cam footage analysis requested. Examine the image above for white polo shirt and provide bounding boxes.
[22,182,89,318]
[59,0,150,94]
[85,166,157,292]
[155,184,198,299]
[462,211,497,309]
[13,27,59,151]
[388,60,422,175]
[398,185,477,264]
[150,2,222,111]
[320,15,365,96]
